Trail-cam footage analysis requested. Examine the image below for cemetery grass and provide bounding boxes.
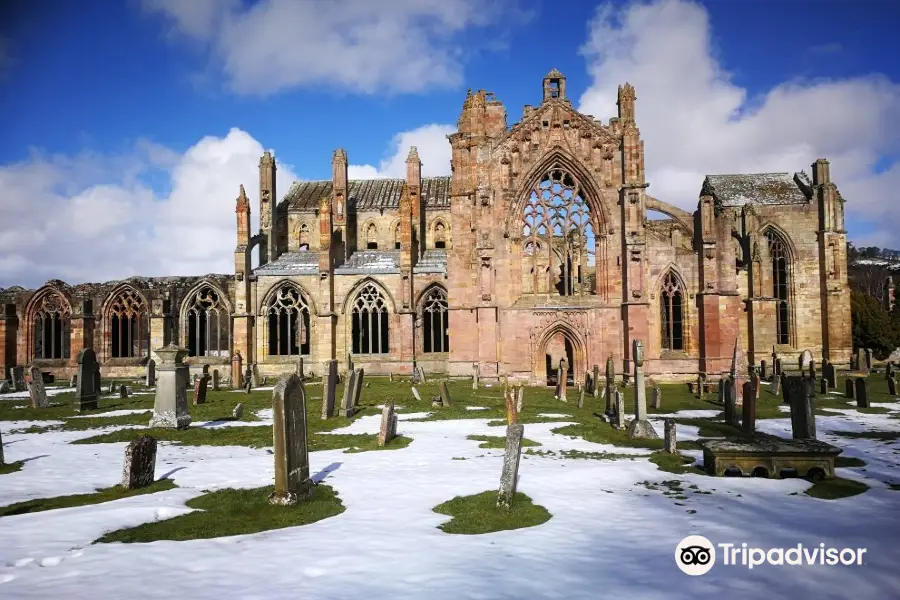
[95,483,344,544]
[0,461,24,475]
[649,451,709,476]
[0,478,177,518]
[804,476,869,500]
[467,434,542,449]
[433,490,552,534]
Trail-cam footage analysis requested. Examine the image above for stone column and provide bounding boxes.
[626,340,657,439]
[149,343,192,429]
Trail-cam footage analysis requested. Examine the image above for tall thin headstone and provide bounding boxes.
[614,390,626,429]
[321,359,338,419]
[269,374,313,505]
[799,350,813,371]
[774,358,783,377]
[192,375,208,405]
[845,378,855,399]
[889,376,898,397]
[149,344,192,429]
[855,378,869,408]
[592,364,601,398]
[121,435,157,489]
[604,356,615,414]
[723,377,739,427]
[785,375,816,439]
[377,401,398,446]
[28,366,48,409]
[824,360,836,389]
[340,368,356,416]
[651,386,661,410]
[351,368,365,407]
[296,356,304,379]
[865,348,873,371]
[557,357,568,402]
[497,423,524,510]
[759,359,768,380]
[472,364,479,390]
[146,359,156,387]
[12,366,26,392]
[516,385,524,414]
[578,385,585,408]
[74,348,99,411]
[439,379,452,408]
[664,419,677,454]
[504,380,518,424]
[232,350,243,389]
[742,380,756,434]
[211,369,220,391]
[626,340,658,439]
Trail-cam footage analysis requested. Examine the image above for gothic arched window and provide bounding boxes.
[299,223,310,251]
[394,223,401,249]
[267,284,310,356]
[366,223,378,250]
[31,290,70,359]
[660,271,684,351]
[521,166,595,296]
[766,229,791,344]
[107,288,149,358]
[351,283,389,354]
[184,285,229,357]
[421,287,449,353]
[434,221,448,249]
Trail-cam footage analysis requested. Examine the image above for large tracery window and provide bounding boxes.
[267,285,311,356]
[185,286,229,357]
[107,288,149,358]
[32,291,70,359]
[522,167,595,296]
[351,283,389,354]
[421,287,449,353]
[766,229,791,345]
[660,271,684,351]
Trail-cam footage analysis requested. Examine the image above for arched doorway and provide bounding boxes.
[534,322,585,387]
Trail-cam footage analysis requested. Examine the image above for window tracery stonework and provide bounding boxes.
[266,284,310,356]
[32,290,71,360]
[107,288,148,359]
[184,285,229,357]
[351,283,389,355]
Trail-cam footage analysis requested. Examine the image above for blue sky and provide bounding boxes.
[1,0,899,286]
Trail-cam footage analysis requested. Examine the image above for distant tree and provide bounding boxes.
[852,291,897,359]
[849,263,892,301]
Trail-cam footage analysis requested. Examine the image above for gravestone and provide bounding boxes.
[865,349,873,371]
[74,348,99,411]
[663,419,677,454]
[760,359,768,380]
[585,374,593,396]
[93,366,101,402]
[296,356,304,379]
[695,374,703,399]
[845,378,855,399]
[108,381,118,395]
[121,435,157,489]
[348,368,364,407]
[557,357,568,402]
[0,380,8,394]
[497,423,524,510]
[808,359,817,383]
[211,369,219,391]
[192,376,208,405]
[850,353,858,371]
[626,340,658,439]
[120,385,129,399]
[389,372,393,382]
[887,362,895,380]
[28,366,48,409]
[593,364,601,398]
[604,356,616,414]
[439,380,452,407]
[417,366,427,384]
[718,377,726,404]
[780,372,789,402]
[785,376,816,440]
[233,402,243,419]
[889,376,898,396]
[516,385,524,414]
[244,365,253,394]
[269,374,313,505]
[651,386,661,410]
[577,385,585,408]
[232,351,243,389]
[723,378,739,427]
[0,427,4,464]
[251,364,260,387]
[411,366,421,385]
[347,353,354,376]
[70,374,77,388]
[149,344,192,429]
[411,386,421,402]
[768,370,781,396]
[742,380,756,435]
[340,369,356,417]
[377,402,398,446]
[431,395,443,408]
[144,358,156,388]
[201,364,209,379]
[321,359,338,419]
[855,377,869,408]
[819,377,828,395]
[505,382,518,424]
[614,391,626,429]
[856,349,869,374]
[12,366,26,392]
[774,358,783,378]
[824,361,836,389]
[799,350,813,371]
[472,364,479,390]
[731,340,749,403]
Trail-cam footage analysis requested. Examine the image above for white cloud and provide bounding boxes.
[348,124,455,180]
[142,0,516,95]
[577,0,900,245]
[0,129,297,288]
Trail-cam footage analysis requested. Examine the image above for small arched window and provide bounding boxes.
[394,223,401,250]
[299,223,310,251]
[366,223,378,250]
[434,222,447,249]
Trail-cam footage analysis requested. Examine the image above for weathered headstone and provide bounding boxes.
[411,386,421,402]
[389,372,393,382]
[411,366,421,385]
[439,380,452,407]
[626,340,658,439]
[731,340,749,403]
[269,374,313,505]
[149,344,192,429]
[742,380,756,435]
[233,402,243,419]
[516,385,524,414]
[855,377,868,408]
[819,377,827,395]
[0,380,9,394]
[244,367,253,394]
[718,377,726,404]
[723,377,739,427]
[28,366,48,409]
[74,349,99,411]
[12,366,26,392]
[347,353,354,376]
[887,362,895,380]
[295,356,304,379]
[768,372,781,396]
[192,375,208,405]
[614,390,625,429]
[663,418,677,454]
[785,375,816,439]
[592,364,601,398]
[505,381,518,424]
[119,385,129,399]
[251,364,260,387]
[121,435,157,489]
[0,427,4,464]
[377,401,398,446]
[774,357,783,377]
[497,423,524,510]
[321,359,337,419]
[577,385,585,408]
[799,350,813,371]
[340,368,356,417]
[856,349,869,374]
[824,360,836,389]
[417,365,427,384]
[231,350,243,389]
[604,356,616,414]
[865,348,873,371]
[760,360,768,380]
[780,372,789,402]
[889,376,898,397]
[845,378,855,399]
[651,386,661,410]
[850,353,858,371]
[70,374,77,388]
[108,381,118,395]
[472,364,479,390]
[557,357,568,402]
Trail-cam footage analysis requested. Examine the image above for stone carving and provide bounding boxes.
[497,423,524,510]
[149,343,192,429]
[74,349,99,412]
[121,435,157,489]
[269,374,313,505]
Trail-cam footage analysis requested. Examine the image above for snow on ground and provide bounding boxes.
[465,406,488,411]
[68,409,151,419]
[1,387,74,401]
[1,405,900,599]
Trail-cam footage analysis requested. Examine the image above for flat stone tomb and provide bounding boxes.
[699,434,842,480]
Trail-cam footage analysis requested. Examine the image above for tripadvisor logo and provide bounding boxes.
[675,536,868,574]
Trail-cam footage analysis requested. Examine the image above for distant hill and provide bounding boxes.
[849,245,900,301]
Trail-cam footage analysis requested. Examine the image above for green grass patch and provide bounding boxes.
[524,448,639,460]
[96,483,344,543]
[551,422,667,451]
[649,451,709,476]
[804,476,869,500]
[888,483,900,491]
[835,456,867,468]
[0,461,24,475]
[466,434,541,449]
[0,479,177,517]
[433,490,551,534]
[832,431,900,443]
[342,435,413,453]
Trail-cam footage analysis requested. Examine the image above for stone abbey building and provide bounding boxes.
[0,70,852,385]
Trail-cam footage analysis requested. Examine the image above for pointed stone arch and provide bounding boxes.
[429,217,451,250]
[25,284,73,361]
[759,223,797,347]
[533,319,588,386]
[260,280,313,357]
[179,280,232,358]
[339,277,397,315]
[345,278,394,356]
[101,283,150,361]
[417,283,449,354]
[655,265,689,353]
